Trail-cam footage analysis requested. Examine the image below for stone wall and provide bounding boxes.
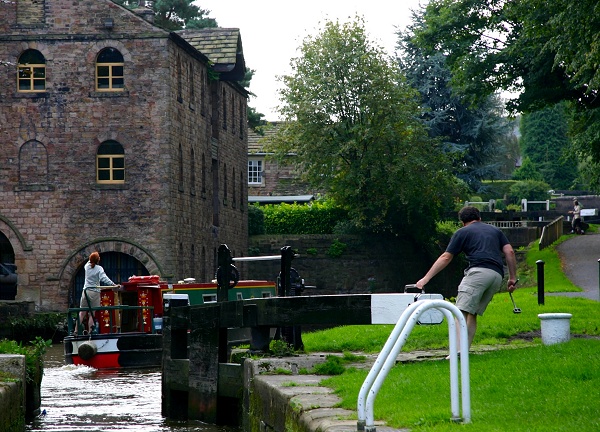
[246,234,465,299]
[0,355,26,432]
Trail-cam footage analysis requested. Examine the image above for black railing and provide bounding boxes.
[66,305,156,336]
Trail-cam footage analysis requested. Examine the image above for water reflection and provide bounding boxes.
[27,344,235,432]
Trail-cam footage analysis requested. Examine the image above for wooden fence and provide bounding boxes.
[538,216,564,250]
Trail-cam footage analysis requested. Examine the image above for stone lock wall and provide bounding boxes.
[245,235,464,299]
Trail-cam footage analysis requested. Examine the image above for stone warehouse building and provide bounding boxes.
[0,0,249,311]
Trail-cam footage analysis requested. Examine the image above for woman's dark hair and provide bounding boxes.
[458,206,481,224]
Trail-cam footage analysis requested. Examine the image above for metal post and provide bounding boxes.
[279,246,294,297]
[216,244,232,363]
[217,244,232,303]
[536,259,545,305]
[598,259,600,299]
[276,246,301,349]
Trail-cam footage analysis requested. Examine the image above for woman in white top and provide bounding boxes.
[569,198,583,234]
[78,251,118,333]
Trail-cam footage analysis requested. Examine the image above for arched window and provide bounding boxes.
[223,162,228,203]
[190,147,196,195]
[96,48,124,91]
[200,69,206,116]
[189,62,195,109]
[178,143,184,191]
[201,153,206,195]
[97,140,125,183]
[222,88,227,130]
[176,55,182,102]
[232,167,236,209]
[18,49,46,92]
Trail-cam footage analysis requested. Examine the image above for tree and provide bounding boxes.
[113,0,216,30]
[269,18,458,240]
[509,180,551,203]
[397,8,512,192]
[519,103,577,189]
[413,0,600,186]
[512,157,543,182]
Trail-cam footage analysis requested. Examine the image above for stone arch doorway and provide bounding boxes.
[0,231,15,264]
[62,240,162,308]
[70,251,150,308]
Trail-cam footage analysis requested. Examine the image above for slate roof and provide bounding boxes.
[178,28,246,80]
[247,122,283,154]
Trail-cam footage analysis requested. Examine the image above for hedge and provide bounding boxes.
[250,201,349,235]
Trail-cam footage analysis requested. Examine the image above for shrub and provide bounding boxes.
[248,204,265,235]
[508,180,551,203]
[0,337,51,384]
[261,201,348,235]
[326,239,347,258]
[7,313,64,343]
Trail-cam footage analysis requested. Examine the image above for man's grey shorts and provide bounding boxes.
[455,267,502,316]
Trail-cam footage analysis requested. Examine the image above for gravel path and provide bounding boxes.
[553,231,600,301]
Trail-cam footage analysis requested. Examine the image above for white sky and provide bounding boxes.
[196,0,427,120]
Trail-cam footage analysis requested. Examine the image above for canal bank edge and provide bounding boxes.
[0,354,26,432]
[243,354,406,432]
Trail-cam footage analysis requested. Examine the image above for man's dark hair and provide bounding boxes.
[458,206,481,223]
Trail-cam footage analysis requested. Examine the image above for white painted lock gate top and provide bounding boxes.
[370,293,445,325]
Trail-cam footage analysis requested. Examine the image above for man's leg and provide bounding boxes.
[453,310,477,353]
[463,311,477,349]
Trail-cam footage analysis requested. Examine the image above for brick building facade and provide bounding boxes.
[247,122,317,199]
[0,0,249,311]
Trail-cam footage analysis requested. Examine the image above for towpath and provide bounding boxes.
[553,231,600,301]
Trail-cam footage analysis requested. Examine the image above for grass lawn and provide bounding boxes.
[322,339,600,431]
[299,236,600,431]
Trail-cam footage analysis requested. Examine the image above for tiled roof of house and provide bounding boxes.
[178,28,244,74]
[248,122,283,154]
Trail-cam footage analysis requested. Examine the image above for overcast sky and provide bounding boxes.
[197,0,427,120]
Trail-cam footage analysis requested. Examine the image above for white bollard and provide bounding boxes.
[538,313,572,345]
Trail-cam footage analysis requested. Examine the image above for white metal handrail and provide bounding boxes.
[357,300,471,431]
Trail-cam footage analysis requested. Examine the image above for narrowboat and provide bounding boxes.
[63,275,276,369]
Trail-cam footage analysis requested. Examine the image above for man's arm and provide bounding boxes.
[503,243,518,292]
[415,251,454,290]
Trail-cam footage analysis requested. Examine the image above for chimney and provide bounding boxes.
[134,1,155,24]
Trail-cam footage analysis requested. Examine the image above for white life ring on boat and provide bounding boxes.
[78,341,98,360]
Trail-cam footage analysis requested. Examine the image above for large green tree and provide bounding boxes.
[397,8,513,192]
[413,0,600,187]
[269,18,458,240]
[520,103,577,190]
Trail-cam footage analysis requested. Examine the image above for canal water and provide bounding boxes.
[26,344,236,432]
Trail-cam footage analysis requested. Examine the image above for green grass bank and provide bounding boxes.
[299,235,600,431]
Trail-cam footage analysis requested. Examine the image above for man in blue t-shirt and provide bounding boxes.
[416,206,517,351]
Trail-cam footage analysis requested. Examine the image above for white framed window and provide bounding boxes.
[236,292,243,300]
[248,159,263,185]
[262,291,272,298]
